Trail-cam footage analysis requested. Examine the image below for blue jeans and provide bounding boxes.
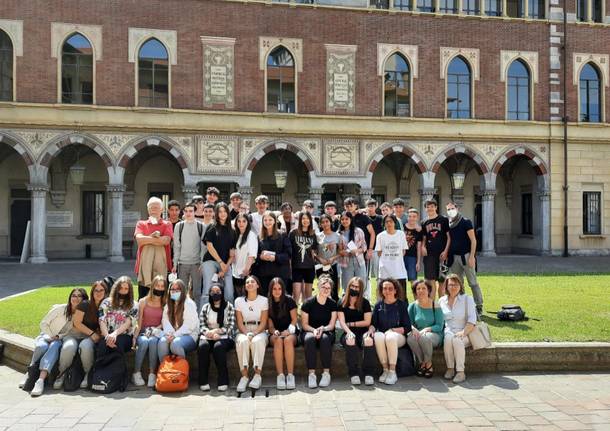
[201,260,234,305]
[31,336,62,372]
[158,335,197,362]
[405,255,418,281]
[135,335,161,373]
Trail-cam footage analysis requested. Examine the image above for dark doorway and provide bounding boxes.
[10,196,31,256]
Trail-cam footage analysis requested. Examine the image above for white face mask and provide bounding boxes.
[447,209,458,219]
[148,216,158,225]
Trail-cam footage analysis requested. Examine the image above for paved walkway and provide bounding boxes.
[0,366,609,430]
[0,255,609,298]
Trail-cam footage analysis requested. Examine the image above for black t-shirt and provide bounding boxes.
[422,215,450,256]
[203,223,237,263]
[289,230,317,269]
[368,214,383,247]
[449,217,474,256]
[77,300,99,332]
[353,213,373,248]
[269,296,297,332]
[301,296,337,329]
[405,227,423,258]
[338,299,372,336]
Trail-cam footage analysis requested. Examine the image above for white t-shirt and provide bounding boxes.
[234,295,268,323]
[232,230,259,278]
[250,212,265,236]
[375,230,408,279]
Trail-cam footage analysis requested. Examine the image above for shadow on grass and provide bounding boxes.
[480,314,533,332]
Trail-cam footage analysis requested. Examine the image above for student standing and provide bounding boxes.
[421,199,451,298]
[256,211,292,297]
[250,195,269,236]
[289,212,317,305]
[404,208,423,290]
[315,214,341,300]
[375,214,409,295]
[231,213,258,298]
[338,211,368,299]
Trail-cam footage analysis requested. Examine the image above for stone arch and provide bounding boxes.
[38,133,113,168]
[365,143,427,176]
[430,144,489,175]
[0,131,35,167]
[492,145,549,189]
[243,139,316,183]
[117,135,190,179]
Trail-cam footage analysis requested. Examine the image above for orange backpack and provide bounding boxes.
[155,355,190,393]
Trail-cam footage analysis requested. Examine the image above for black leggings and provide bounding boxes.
[301,331,335,370]
[198,338,235,386]
[340,333,377,378]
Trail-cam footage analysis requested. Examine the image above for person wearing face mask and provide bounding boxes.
[198,284,235,392]
[132,275,166,388]
[445,202,483,316]
[337,277,375,386]
[134,197,174,299]
[98,276,138,357]
[158,280,200,361]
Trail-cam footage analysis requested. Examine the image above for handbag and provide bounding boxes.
[463,297,492,350]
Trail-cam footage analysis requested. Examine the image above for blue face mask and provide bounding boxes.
[170,291,181,302]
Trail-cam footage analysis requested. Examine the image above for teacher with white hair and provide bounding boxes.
[134,196,174,299]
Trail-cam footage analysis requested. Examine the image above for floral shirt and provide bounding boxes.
[98,298,138,335]
[338,226,367,268]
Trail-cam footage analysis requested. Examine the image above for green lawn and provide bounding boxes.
[1,275,609,342]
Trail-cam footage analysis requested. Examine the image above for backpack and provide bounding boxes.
[155,355,190,393]
[89,350,128,394]
[63,353,85,392]
[22,358,59,392]
[497,304,526,321]
[395,345,416,378]
[178,221,203,243]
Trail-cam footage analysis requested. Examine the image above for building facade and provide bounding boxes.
[0,0,609,261]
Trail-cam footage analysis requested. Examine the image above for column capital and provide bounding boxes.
[537,189,551,200]
[182,184,199,194]
[27,183,49,193]
[237,186,254,194]
[308,187,325,195]
[419,187,437,196]
[106,184,126,194]
[482,189,497,201]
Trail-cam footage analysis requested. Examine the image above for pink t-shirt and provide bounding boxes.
[133,219,174,274]
[141,302,163,329]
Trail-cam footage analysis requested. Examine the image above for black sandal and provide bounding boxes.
[423,365,434,379]
[416,365,426,377]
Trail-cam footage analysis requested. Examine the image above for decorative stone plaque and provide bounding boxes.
[47,211,73,228]
[197,136,238,173]
[323,140,359,175]
[325,44,357,113]
[201,37,236,108]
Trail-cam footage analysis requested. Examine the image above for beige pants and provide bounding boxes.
[374,330,406,367]
[138,245,168,287]
[235,330,268,370]
[443,332,471,372]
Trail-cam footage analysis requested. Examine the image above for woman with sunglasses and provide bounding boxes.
[55,281,108,390]
[338,277,375,386]
[158,279,199,361]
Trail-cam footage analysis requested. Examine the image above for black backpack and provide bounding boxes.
[63,353,86,392]
[89,350,129,394]
[395,345,416,377]
[497,304,526,321]
[21,358,59,392]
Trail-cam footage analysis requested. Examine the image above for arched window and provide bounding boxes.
[62,33,93,104]
[138,38,169,108]
[266,46,295,113]
[507,60,531,120]
[579,63,601,123]
[446,56,471,119]
[0,30,13,101]
[383,53,410,117]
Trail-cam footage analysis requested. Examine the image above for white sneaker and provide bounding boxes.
[453,372,466,384]
[286,373,296,390]
[132,372,145,387]
[385,371,398,385]
[308,373,317,389]
[379,369,389,383]
[236,376,249,393]
[218,385,228,392]
[319,371,331,388]
[147,373,156,388]
[364,375,375,386]
[30,378,44,397]
[444,368,456,380]
[276,373,286,390]
[80,373,88,389]
[52,375,64,390]
[350,375,361,385]
[199,384,211,391]
[249,374,262,389]
[18,372,28,389]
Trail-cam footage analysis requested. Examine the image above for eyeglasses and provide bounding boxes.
[93,288,106,293]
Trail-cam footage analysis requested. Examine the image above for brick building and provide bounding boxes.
[0,0,608,261]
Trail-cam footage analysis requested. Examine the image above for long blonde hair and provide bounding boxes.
[147,275,167,307]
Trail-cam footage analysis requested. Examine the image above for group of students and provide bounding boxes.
[22,272,478,397]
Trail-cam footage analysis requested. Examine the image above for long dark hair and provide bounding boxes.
[339,211,356,242]
[214,202,231,229]
[110,276,134,311]
[66,288,88,319]
[267,277,289,323]
[87,281,108,319]
[234,212,253,249]
[166,279,188,329]
[208,283,227,327]
[297,211,315,236]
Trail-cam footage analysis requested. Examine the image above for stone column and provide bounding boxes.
[237,186,254,208]
[451,191,465,209]
[107,184,126,263]
[398,194,411,208]
[359,187,375,207]
[309,187,325,216]
[481,189,497,257]
[28,184,49,264]
[419,187,436,219]
[538,189,551,255]
[182,184,199,204]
